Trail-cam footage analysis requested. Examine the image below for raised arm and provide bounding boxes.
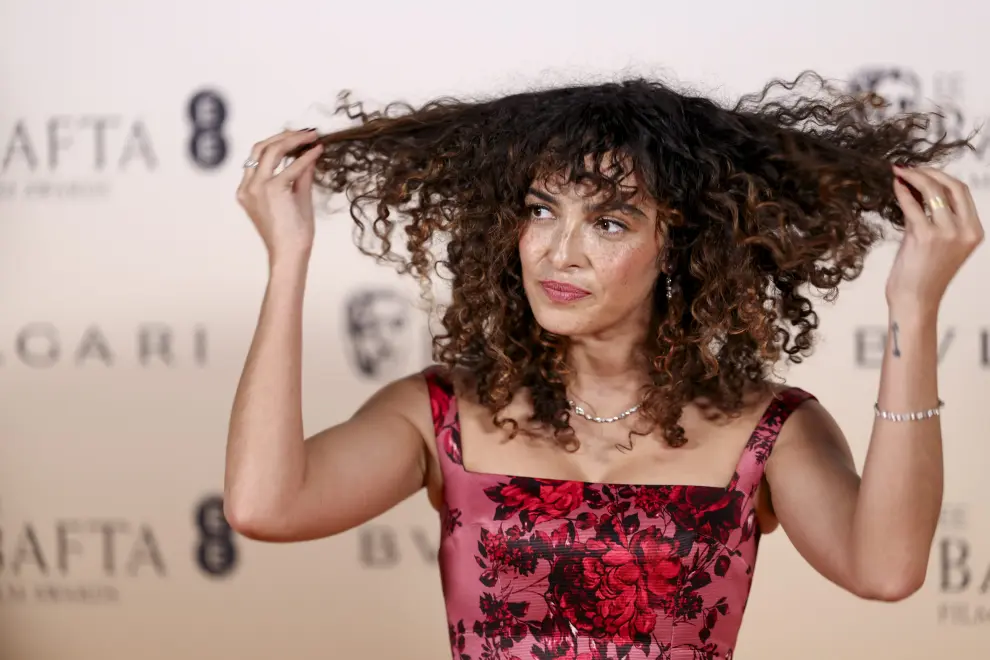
[223,129,431,542]
[765,166,983,600]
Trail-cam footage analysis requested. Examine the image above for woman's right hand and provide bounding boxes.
[236,129,325,263]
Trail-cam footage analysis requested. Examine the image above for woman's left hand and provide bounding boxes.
[886,165,984,315]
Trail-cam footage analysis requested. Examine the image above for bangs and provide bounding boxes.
[530,149,649,206]
[513,94,665,206]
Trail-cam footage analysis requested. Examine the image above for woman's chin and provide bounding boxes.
[531,308,601,338]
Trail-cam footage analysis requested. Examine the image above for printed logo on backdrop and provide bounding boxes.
[358,525,438,569]
[936,503,990,626]
[343,288,433,381]
[0,502,167,605]
[853,325,988,369]
[193,495,237,578]
[0,323,208,368]
[0,87,230,201]
[0,495,237,606]
[847,67,990,188]
[187,89,229,170]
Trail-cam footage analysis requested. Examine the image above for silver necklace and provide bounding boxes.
[568,400,641,424]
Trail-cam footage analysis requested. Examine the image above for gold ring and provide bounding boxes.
[926,196,948,213]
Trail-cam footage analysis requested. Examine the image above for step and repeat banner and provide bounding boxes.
[1,1,988,659]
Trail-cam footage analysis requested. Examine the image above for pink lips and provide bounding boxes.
[540,280,591,303]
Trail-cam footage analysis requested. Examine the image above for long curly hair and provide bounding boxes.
[305,71,973,447]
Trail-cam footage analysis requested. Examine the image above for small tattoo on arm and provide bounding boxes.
[891,322,902,358]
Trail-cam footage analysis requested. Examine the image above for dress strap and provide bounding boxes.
[729,387,817,499]
[422,365,464,467]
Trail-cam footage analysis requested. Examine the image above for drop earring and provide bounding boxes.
[666,273,673,301]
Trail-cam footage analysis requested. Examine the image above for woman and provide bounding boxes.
[224,74,983,660]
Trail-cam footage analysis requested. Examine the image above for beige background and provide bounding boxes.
[1,1,988,658]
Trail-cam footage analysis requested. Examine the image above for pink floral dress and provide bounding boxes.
[424,367,814,660]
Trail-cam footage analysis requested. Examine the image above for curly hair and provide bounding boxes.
[304,71,974,448]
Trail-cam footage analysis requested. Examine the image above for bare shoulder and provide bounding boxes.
[352,370,435,443]
[442,365,496,411]
[764,383,852,467]
[754,383,855,532]
[766,382,834,433]
[445,365,479,400]
[691,381,790,428]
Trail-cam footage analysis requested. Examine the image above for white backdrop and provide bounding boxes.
[1,1,988,658]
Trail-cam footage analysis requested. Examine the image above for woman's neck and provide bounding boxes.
[566,334,650,409]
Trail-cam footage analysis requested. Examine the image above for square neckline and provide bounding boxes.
[435,372,798,494]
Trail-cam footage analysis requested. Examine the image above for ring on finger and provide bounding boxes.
[923,195,948,217]
[243,158,260,169]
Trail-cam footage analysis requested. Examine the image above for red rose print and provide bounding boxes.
[424,367,463,465]
[420,368,816,660]
[476,526,539,586]
[430,387,446,426]
[666,487,744,545]
[531,622,595,660]
[486,479,585,529]
[633,487,667,518]
[549,528,683,647]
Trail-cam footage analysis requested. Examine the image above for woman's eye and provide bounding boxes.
[597,218,628,234]
[527,204,554,221]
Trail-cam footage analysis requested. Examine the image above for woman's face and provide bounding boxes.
[518,171,664,339]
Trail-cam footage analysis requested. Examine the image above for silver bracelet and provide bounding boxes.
[874,399,944,422]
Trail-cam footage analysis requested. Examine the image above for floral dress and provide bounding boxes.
[424,367,815,660]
